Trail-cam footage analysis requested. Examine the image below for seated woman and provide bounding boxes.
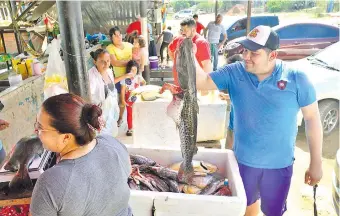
[30,93,132,216]
[88,48,132,136]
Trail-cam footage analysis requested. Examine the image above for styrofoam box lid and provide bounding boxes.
[149,56,158,60]
[126,146,246,216]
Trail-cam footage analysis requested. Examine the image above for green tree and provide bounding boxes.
[197,2,215,13]
[171,1,191,12]
[266,0,293,12]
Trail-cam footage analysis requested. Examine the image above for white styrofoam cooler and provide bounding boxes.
[133,90,228,147]
[127,146,246,216]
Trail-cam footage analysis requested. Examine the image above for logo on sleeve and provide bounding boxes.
[277,80,287,90]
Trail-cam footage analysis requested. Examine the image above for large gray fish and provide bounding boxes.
[3,135,44,191]
[160,38,199,183]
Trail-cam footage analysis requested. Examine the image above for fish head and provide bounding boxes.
[200,161,218,173]
[3,161,19,172]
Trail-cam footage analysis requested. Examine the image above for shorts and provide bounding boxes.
[238,163,293,216]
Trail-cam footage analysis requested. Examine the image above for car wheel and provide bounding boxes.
[319,100,339,136]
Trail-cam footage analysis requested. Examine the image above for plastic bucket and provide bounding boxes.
[149,56,158,70]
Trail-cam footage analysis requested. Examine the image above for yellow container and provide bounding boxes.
[25,59,34,77]
[17,63,29,80]
[11,59,21,72]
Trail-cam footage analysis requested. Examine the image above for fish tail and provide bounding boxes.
[9,166,32,191]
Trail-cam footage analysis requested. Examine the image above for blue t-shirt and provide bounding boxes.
[228,104,234,131]
[210,60,316,169]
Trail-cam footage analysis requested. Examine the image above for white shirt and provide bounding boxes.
[88,66,115,105]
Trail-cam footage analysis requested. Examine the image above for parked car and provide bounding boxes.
[333,149,340,216]
[225,22,340,60]
[174,9,194,20]
[218,15,279,54]
[292,42,340,135]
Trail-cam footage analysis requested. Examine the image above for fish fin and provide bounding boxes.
[9,166,33,191]
[194,146,198,155]
[194,100,199,114]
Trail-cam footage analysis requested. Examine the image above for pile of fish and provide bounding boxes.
[128,154,232,196]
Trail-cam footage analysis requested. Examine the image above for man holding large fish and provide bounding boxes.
[194,25,323,216]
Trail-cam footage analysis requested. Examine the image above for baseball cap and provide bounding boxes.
[237,25,279,51]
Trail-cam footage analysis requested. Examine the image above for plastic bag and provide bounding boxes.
[44,38,68,99]
[100,90,119,137]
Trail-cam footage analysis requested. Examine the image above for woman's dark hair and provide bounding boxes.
[109,26,120,41]
[90,48,109,61]
[126,60,139,74]
[42,94,103,146]
[135,36,146,48]
[125,30,138,44]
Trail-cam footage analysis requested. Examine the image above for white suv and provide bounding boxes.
[174,9,193,20]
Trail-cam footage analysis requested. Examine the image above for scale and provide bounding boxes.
[0,150,54,183]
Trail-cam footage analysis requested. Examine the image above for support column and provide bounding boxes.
[215,0,218,17]
[140,0,150,84]
[9,0,22,54]
[56,1,90,100]
[246,0,252,34]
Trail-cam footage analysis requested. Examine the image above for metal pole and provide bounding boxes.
[140,0,150,84]
[56,1,90,100]
[215,0,218,18]
[246,0,252,34]
[9,0,22,54]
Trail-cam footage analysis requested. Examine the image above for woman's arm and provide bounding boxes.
[110,53,130,67]
[140,53,145,74]
[114,74,133,84]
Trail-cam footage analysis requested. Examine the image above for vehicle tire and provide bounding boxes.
[319,100,339,136]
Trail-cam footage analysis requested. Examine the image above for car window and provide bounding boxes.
[231,19,246,32]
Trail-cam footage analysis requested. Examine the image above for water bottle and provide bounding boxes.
[224,178,229,186]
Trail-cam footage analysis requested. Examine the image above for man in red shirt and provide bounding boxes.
[193,14,205,35]
[168,18,212,86]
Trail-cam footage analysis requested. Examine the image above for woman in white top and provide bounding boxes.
[88,49,132,137]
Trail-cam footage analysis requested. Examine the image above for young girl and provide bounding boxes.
[88,48,132,137]
[132,36,148,75]
[119,60,146,136]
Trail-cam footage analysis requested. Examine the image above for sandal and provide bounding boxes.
[126,129,133,136]
[117,119,123,127]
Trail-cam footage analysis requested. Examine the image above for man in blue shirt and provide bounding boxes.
[196,26,323,216]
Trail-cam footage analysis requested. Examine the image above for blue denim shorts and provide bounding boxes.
[238,162,293,216]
